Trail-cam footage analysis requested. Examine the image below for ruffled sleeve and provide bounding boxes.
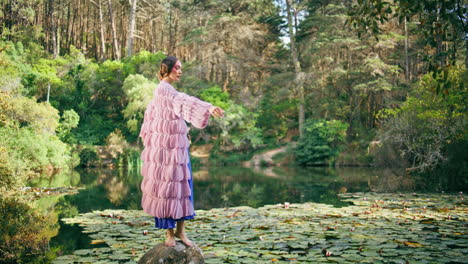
[172,91,212,129]
[138,100,153,143]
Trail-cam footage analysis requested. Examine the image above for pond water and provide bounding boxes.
[29,165,464,260]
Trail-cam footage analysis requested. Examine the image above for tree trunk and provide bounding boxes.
[108,0,120,60]
[286,0,304,138]
[65,2,71,50]
[435,3,445,68]
[98,0,106,60]
[404,16,409,81]
[85,1,91,54]
[56,0,62,57]
[465,39,468,68]
[168,5,173,54]
[126,0,138,58]
[48,0,58,57]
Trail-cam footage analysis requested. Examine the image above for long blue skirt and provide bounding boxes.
[154,153,195,229]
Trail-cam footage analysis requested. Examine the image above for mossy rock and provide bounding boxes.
[138,241,204,264]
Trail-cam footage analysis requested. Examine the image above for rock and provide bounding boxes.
[138,242,205,264]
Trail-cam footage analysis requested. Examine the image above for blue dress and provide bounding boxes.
[154,152,195,229]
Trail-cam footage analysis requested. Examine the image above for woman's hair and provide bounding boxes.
[158,56,179,80]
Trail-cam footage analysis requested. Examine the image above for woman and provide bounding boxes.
[139,56,224,247]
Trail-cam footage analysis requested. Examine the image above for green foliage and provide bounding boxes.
[297,1,402,141]
[122,74,155,135]
[294,119,348,166]
[0,42,27,93]
[199,86,263,151]
[0,92,73,177]
[78,146,99,168]
[348,0,467,75]
[23,57,65,97]
[1,127,71,170]
[57,109,80,143]
[122,50,166,79]
[6,96,60,133]
[0,146,29,189]
[54,55,128,145]
[0,91,73,264]
[209,151,254,166]
[105,129,129,160]
[376,66,467,173]
[215,104,263,151]
[0,194,55,263]
[122,147,142,169]
[199,86,231,110]
[258,92,296,145]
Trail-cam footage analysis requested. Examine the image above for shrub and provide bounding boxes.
[0,195,55,263]
[78,146,99,167]
[105,129,129,160]
[294,119,348,166]
[57,109,80,143]
[376,66,467,173]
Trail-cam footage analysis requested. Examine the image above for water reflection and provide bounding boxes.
[32,165,465,215]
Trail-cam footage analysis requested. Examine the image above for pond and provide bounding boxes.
[29,165,465,261]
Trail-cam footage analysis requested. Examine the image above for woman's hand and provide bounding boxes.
[209,106,225,118]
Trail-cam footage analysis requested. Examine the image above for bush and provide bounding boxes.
[376,66,467,173]
[0,195,55,263]
[0,127,72,172]
[199,86,263,151]
[78,146,99,167]
[105,129,129,160]
[121,74,154,135]
[57,109,80,143]
[294,119,348,166]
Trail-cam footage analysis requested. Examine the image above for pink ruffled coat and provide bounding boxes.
[139,80,212,219]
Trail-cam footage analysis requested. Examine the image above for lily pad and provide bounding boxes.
[53,192,466,263]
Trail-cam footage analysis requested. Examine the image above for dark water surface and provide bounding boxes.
[29,165,464,259]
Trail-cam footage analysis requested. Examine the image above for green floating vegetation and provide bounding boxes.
[54,192,467,263]
[23,186,83,198]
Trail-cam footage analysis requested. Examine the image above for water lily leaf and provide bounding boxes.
[54,193,466,263]
[403,241,424,247]
[73,249,93,256]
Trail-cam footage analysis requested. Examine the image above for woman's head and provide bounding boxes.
[158,56,182,83]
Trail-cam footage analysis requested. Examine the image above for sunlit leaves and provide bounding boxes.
[121,74,155,134]
[57,109,80,143]
[200,87,263,151]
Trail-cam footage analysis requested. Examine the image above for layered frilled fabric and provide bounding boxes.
[139,80,212,219]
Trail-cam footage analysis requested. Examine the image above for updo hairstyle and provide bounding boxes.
[158,56,179,80]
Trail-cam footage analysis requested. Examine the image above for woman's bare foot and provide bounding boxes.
[165,229,176,247]
[165,236,176,247]
[175,220,194,247]
[174,231,193,247]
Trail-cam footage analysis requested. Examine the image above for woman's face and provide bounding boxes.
[168,60,182,82]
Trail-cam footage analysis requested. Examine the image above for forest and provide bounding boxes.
[0,0,466,262]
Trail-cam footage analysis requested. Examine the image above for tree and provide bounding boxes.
[295,1,403,139]
[57,109,80,143]
[126,0,138,58]
[121,74,154,135]
[348,0,468,69]
[108,0,121,60]
[284,0,306,138]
